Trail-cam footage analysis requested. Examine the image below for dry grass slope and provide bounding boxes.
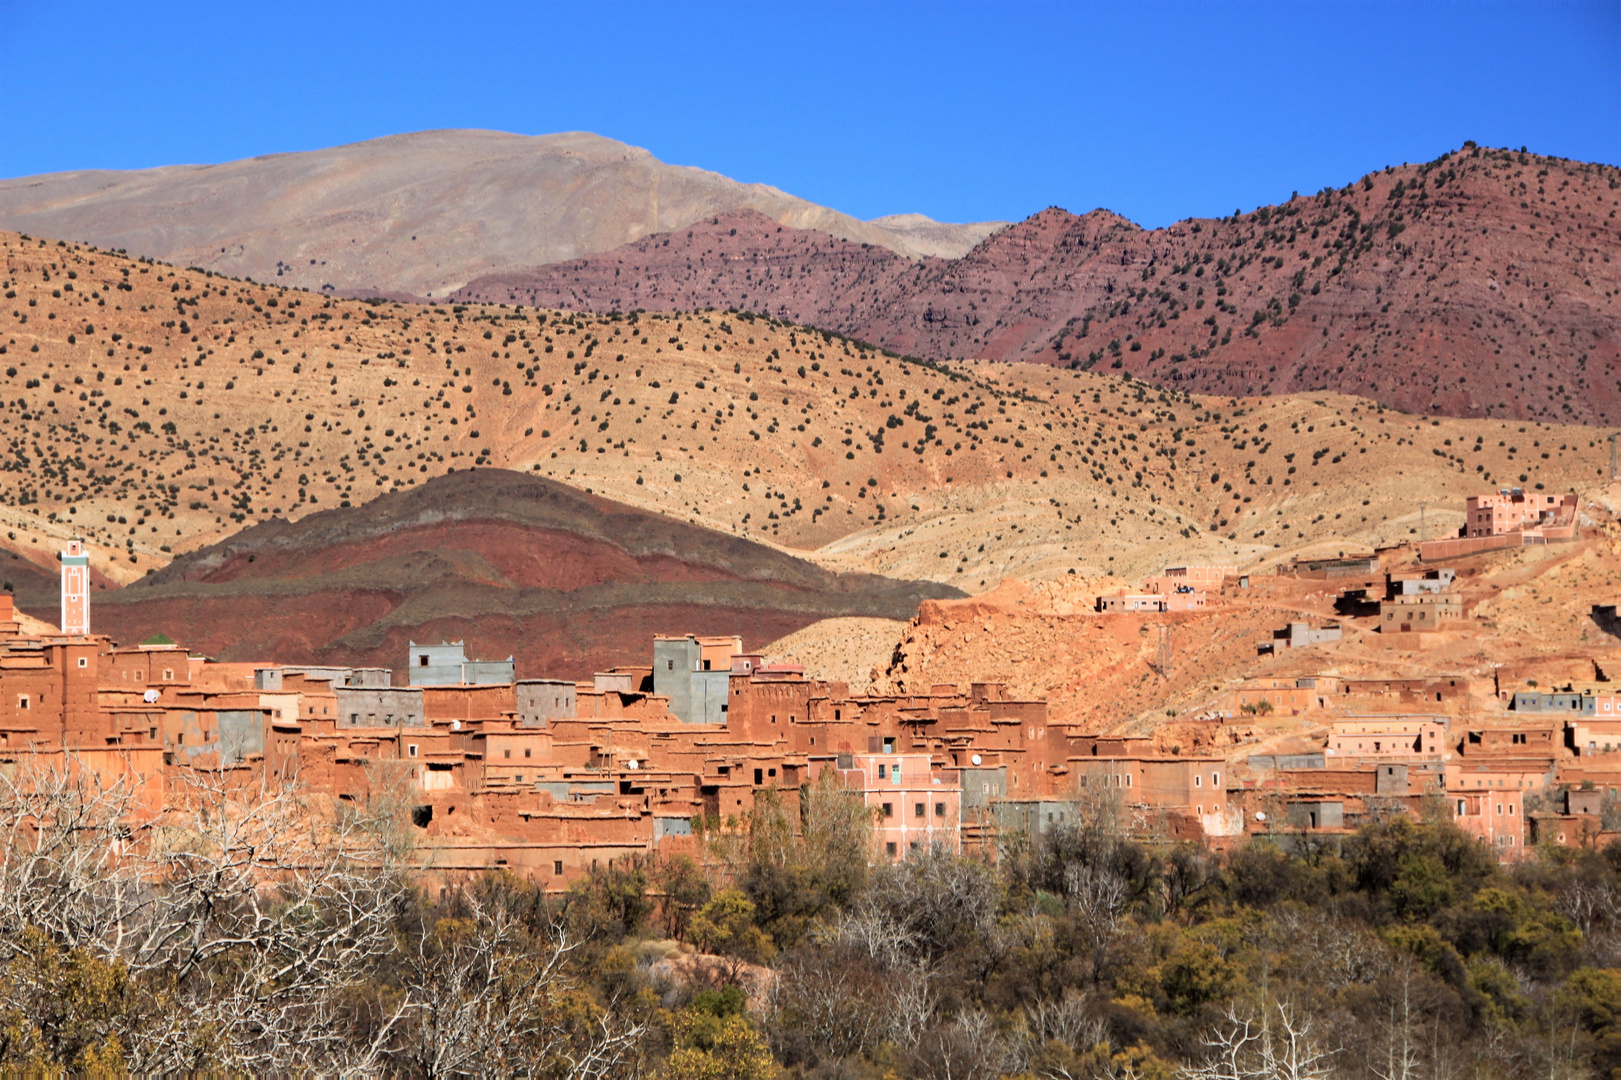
[0,227,1612,606]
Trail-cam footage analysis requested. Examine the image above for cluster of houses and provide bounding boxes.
[7,486,1610,886]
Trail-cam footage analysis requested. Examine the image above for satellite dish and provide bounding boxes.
[627,759,639,770]
[451,719,462,731]
[143,690,159,704]
[1255,811,1267,822]
[970,754,983,766]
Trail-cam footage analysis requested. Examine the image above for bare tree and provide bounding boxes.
[1180,1000,1338,1080]
[1066,860,1129,982]
[397,888,646,1078]
[0,751,645,1074]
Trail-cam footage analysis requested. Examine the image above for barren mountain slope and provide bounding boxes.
[0,229,1612,608]
[461,146,1621,422]
[0,130,1000,298]
[94,469,958,677]
[812,510,1621,732]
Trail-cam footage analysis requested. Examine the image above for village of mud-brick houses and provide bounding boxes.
[3,487,1617,886]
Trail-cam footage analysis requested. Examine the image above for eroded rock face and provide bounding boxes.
[460,147,1621,423]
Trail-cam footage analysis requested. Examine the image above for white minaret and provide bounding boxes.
[60,539,89,636]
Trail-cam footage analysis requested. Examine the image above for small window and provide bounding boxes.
[504,749,511,759]
[882,802,893,818]
[162,670,173,682]
[420,655,429,667]
[553,860,563,876]
[666,660,674,671]
[524,748,531,758]
[16,695,27,711]
[878,764,887,779]
[935,802,945,817]
[915,802,925,817]
[408,744,418,758]
[76,657,87,669]
[1195,775,1202,788]
[885,842,897,857]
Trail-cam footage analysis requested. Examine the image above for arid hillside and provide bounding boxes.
[786,500,1621,733]
[94,469,958,677]
[0,228,1612,615]
[458,145,1621,422]
[0,130,1002,299]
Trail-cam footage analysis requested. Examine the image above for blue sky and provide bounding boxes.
[0,1,1615,228]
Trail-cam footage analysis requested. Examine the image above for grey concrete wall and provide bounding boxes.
[408,641,467,687]
[336,686,425,727]
[462,659,515,685]
[517,680,576,727]
[217,709,265,766]
[653,638,700,722]
[960,766,1008,810]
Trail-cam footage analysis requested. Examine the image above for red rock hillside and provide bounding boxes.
[86,469,962,679]
[456,145,1621,423]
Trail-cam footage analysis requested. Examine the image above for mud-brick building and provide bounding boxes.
[1328,717,1446,760]
[1379,593,1463,633]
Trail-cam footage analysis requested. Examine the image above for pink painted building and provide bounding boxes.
[836,751,960,860]
[1465,490,1577,537]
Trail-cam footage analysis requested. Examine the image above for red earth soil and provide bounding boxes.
[82,469,960,679]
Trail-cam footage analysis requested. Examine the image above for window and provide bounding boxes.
[76,657,87,669]
[753,768,763,785]
[893,765,902,783]
[666,660,674,671]
[1212,772,1220,787]
[162,670,173,682]
[915,802,925,818]
[420,655,429,667]
[885,842,896,857]
[16,695,27,711]
[935,802,946,817]
[878,764,887,779]
[553,860,564,876]
[504,749,511,759]
[882,802,893,818]
[408,744,418,757]
[515,775,523,783]
[1195,775,1202,788]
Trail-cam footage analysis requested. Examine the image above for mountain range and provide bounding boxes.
[0,130,1005,299]
[456,146,1621,423]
